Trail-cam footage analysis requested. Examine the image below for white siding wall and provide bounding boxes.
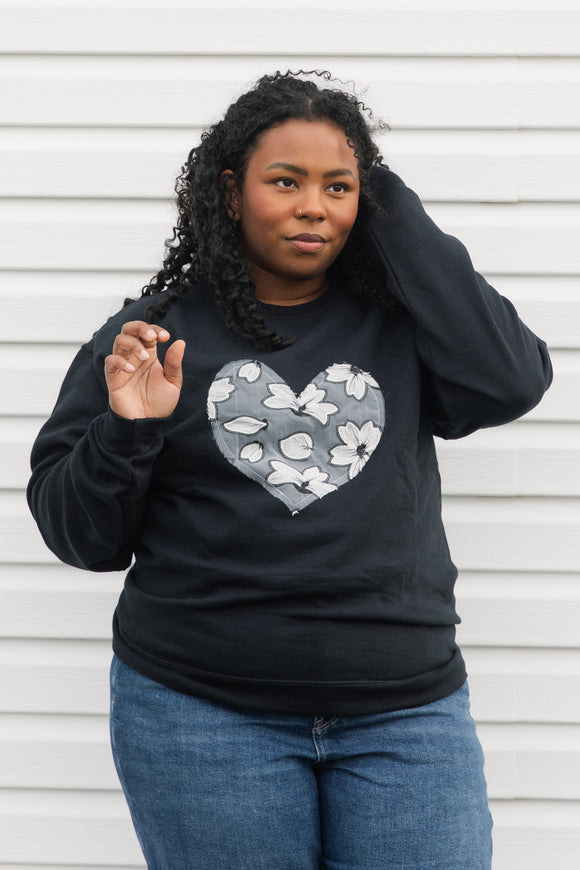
[1,1,579,866]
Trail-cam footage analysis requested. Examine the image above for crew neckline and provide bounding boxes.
[257,284,338,320]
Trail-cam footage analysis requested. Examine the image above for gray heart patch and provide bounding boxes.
[208,360,385,513]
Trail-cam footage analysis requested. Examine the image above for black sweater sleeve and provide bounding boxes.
[367,166,553,438]
[27,342,165,571]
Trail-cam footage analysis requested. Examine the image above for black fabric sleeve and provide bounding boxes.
[366,166,553,438]
[27,343,166,571]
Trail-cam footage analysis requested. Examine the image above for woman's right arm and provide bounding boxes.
[27,322,185,572]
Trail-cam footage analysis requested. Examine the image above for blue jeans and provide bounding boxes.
[110,655,492,869]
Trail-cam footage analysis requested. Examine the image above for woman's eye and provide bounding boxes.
[328,182,348,193]
[274,178,297,189]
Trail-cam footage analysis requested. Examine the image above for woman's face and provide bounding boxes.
[225,118,360,302]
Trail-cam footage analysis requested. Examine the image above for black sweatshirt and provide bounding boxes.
[27,168,552,714]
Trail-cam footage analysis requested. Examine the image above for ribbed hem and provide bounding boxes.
[113,617,467,717]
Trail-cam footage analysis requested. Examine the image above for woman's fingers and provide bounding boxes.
[120,321,170,346]
[104,353,137,376]
[109,322,173,371]
[105,323,185,418]
[112,334,150,363]
[163,339,186,388]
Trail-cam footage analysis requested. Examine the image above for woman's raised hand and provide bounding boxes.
[105,321,186,420]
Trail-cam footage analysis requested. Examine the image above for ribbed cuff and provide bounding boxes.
[95,408,166,457]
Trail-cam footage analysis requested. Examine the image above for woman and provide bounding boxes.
[28,71,552,869]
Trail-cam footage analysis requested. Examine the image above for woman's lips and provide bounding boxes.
[287,233,327,253]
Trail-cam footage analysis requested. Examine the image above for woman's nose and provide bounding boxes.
[295,190,327,220]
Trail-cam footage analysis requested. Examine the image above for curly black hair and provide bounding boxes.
[133,69,399,350]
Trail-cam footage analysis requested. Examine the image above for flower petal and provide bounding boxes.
[303,465,326,482]
[307,479,338,498]
[337,420,363,448]
[238,361,261,383]
[325,363,351,383]
[359,420,382,451]
[346,375,366,401]
[264,383,298,410]
[329,445,357,466]
[267,461,304,487]
[240,442,264,462]
[223,416,268,435]
[208,377,235,403]
[303,400,338,425]
[280,432,314,460]
[301,466,337,498]
[347,456,366,480]
[297,383,319,405]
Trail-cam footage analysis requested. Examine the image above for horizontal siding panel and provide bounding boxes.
[491,276,580,351]
[0,714,117,791]
[0,127,191,200]
[427,202,580,275]
[4,129,580,202]
[516,130,580,200]
[1,273,576,349]
[0,789,142,866]
[436,423,580,496]
[2,418,41,489]
[522,351,580,423]
[464,647,580,724]
[0,639,579,722]
[518,59,580,128]
[5,490,580,569]
[389,130,580,202]
[3,56,580,129]
[1,3,579,56]
[443,495,580,572]
[1,714,578,800]
[490,800,580,870]
[1,495,64,564]
[0,291,125,349]
[456,572,580,649]
[478,723,580,800]
[0,199,174,272]
[0,56,517,129]
[0,639,111,715]
[1,344,81,417]
[5,418,579,496]
[1,565,578,649]
[2,199,579,273]
[0,272,141,345]
[1,346,573,421]
[0,564,123,640]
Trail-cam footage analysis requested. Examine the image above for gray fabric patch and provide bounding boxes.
[208,360,385,513]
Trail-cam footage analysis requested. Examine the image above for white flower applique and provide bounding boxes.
[264,382,338,425]
[223,417,268,435]
[238,361,262,383]
[240,442,264,463]
[325,363,379,401]
[329,420,382,480]
[267,462,337,499]
[279,432,314,461]
[207,377,235,420]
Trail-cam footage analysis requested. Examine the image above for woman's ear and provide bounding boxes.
[220,170,241,222]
